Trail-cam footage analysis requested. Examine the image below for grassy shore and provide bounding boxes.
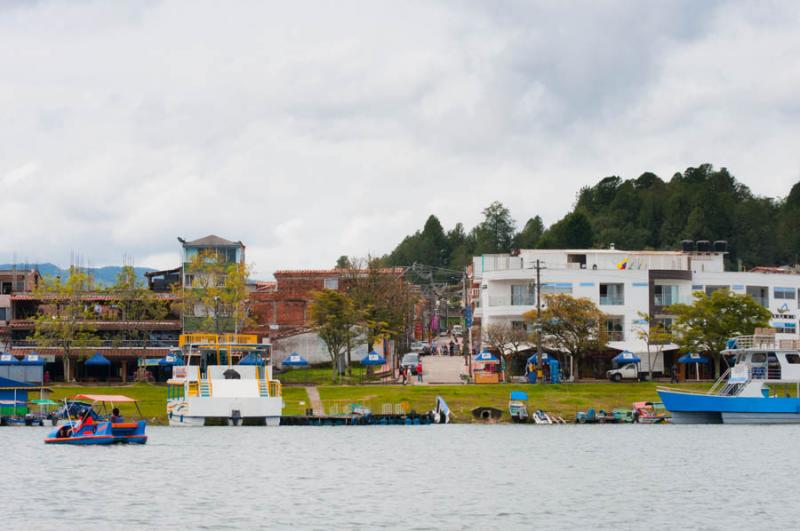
[46,381,709,423]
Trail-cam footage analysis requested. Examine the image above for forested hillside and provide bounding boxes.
[380,164,800,270]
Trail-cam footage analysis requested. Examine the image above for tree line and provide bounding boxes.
[379,164,800,270]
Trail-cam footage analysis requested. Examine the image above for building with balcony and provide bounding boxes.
[471,243,800,377]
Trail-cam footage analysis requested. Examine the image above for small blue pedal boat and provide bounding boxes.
[45,394,147,445]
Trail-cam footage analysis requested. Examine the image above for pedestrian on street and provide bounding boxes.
[670,363,679,383]
[449,341,455,356]
[401,366,407,385]
[416,362,423,382]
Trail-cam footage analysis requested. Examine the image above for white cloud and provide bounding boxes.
[0,0,798,275]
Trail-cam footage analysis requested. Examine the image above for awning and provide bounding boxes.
[612,351,641,364]
[30,399,59,406]
[21,353,45,365]
[678,353,710,364]
[283,353,309,366]
[0,353,19,365]
[84,352,111,366]
[71,394,138,403]
[527,353,556,365]
[510,391,528,401]
[361,351,386,365]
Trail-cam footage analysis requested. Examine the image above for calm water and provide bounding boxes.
[3,424,799,530]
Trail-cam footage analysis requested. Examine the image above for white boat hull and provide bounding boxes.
[167,396,283,427]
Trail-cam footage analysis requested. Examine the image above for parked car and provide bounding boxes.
[606,363,643,382]
[451,325,463,336]
[401,353,420,375]
[410,341,426,352]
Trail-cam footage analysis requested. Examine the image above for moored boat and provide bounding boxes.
[658,333,800,424]
[508,391,529,423]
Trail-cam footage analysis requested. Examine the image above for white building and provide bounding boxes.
[472,245,800,375]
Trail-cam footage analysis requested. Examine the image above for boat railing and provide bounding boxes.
[707,367,732,395]
[269,380,282,397]
[728,334,776,350]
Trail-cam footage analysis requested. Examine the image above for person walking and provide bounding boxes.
[670,363,679,383]
[449,341,455,356]
[416,362,423,383]
[401,366,407,385]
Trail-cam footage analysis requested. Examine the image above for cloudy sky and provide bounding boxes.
[1,1,798,278]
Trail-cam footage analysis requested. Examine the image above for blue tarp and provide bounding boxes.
[612,351,641,364]
[0,354,19,365]
[84,352,111,366]
[678,353,710,364]
[510,391,528,401]
[238,352,265,366]
[21,353,45,366]
[474,351,499,362]
[361,351,386,365]
[0,376,34,388]
[283,353,309,366]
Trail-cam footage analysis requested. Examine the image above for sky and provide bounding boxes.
[1,1,799,279]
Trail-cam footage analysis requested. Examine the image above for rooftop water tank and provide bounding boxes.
[680,240,694,253]
[696,240,711,253]
[713,240,728,253]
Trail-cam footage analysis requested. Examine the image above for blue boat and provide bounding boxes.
[658,334,800,424]
[45,394,147,445]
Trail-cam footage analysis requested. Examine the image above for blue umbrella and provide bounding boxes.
[361,351,386,365]
[21,353,45,365]
[527,353,554,365]
[283,353,309,367]
[678,353,710,364]
[612,351,641,365]
[238,352,265,366]
[474,351,500,362]
[0,353,20,365]
[159,354,185,366]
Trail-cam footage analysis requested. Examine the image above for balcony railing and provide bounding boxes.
[488,296,536,307]
[12,339,179,349]
[607,331,624,342]
[600,297,624,306]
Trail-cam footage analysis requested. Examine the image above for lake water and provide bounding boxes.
[4,424,800,530]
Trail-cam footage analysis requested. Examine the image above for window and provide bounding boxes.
[540,283,573,295]
[0,308,6,321]
[774,287,796,300]
[599,283,624,305]
[773,322,797,334]
[751,353,767,363]
[705,285,728,296]
[785,354,800,364]
[511,321,529,332]
[324,277,339,290]
[567,254,587,269]
[606,316,624,341]
[746,286,769,307]
[511,284,535,305]
[652,317,674,332]
[654,285,679,306]
[0,282,10,294]
[184,274,194,286]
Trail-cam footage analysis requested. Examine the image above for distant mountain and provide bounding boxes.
[0,263,157,286]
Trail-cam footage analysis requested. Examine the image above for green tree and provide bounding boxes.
[524,294,607,381]
[483,322,529,381]
[513,216,544,249]
[307,289,359,377]
[539,211,593,249]
[31,267,100,381]
[110,265,170,346]
[474,201,516,254]
[668,290,771,377]
[634,311,674,380]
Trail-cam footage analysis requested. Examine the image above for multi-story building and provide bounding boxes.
[0,269,42,350]
[471,241,800,378]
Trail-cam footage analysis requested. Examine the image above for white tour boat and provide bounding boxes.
[166,334,283,426]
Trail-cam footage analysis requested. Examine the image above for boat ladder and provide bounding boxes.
[258,380,269,397]
[707,368,746,396]
[199,381,212,397]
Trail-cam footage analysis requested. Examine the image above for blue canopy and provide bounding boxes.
[361,351,386,365]
[510,391,528,401]
[474,351,499,362]
[238,352,265,366]
[678,353,710,364]
[20,353,45,366]
[283,353,309,366]
[612,351,641,364]
[527,353,554,365]
[84,352,111,366]
[159,354,185,366]
[0,353,19,365]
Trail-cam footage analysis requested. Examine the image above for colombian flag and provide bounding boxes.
[617,258,628,270]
